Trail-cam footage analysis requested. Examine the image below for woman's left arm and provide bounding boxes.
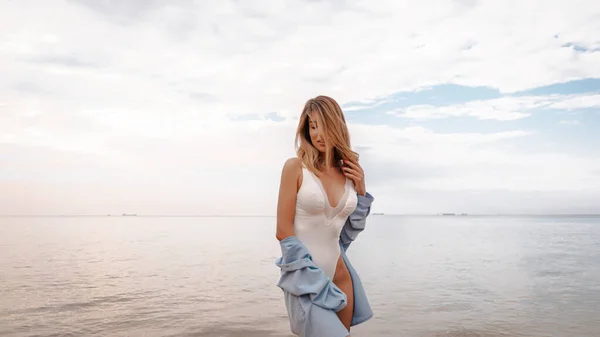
[340,158,374,247]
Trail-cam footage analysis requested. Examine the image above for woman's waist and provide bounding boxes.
[295,235,341,256]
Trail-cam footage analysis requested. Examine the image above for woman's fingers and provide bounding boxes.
[344,159,363,174]
[342,167,363,181]
[344,172,361,182]
[343,163,363,176]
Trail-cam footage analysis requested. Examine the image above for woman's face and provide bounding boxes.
[308,112,327,153]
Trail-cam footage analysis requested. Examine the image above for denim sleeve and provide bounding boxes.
[339,192,374,248]
[275,236,348,312]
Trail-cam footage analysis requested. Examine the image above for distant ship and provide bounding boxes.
[122,213,138,216]
[372,212,384,216]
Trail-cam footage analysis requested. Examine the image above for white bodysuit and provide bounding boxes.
[294,165,358,279]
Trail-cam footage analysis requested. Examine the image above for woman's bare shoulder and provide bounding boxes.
[283,157,302,175]
[280,157,303,187]
[282,157,302,170]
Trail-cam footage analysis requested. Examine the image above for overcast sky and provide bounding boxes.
[1,0,600,215]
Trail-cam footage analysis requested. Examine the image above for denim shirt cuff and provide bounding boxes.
[357,192,374,206]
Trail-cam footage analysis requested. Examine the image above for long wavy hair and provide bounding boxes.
[295,95,359,174]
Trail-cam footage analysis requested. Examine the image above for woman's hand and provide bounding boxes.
[341,159,366,196]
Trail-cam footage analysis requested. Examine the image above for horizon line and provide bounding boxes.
[1,213,600,217]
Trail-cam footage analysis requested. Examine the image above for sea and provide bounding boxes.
[1,215,599,337]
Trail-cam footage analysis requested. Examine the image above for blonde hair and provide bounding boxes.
[294,95,358,174]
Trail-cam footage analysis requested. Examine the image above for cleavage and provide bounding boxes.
[317,172,347,209]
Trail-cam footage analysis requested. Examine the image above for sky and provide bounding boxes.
[1,0,599,215]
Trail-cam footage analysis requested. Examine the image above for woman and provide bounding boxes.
[275,95,375,336]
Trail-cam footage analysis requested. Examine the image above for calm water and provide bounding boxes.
[1,215,599,337]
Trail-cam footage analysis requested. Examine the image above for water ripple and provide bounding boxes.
[1,215,599,337]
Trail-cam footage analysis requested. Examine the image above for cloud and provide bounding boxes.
[1,116,599,214]
[2,0,600,119]
[559,120,581,125]
[343,97,399,112]
[391,101,532,121]
[1,0,599,215]
[548,93,600,110]
[4,120,598,215]
[389,93,600,121]
[350,124,599,192]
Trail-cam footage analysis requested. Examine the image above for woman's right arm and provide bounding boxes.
[275,157,301,241]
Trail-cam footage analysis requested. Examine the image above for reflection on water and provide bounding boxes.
[0,215,599,336]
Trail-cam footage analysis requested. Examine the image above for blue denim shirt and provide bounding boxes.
[274,192,375,337]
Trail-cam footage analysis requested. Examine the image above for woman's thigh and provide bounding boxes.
[333,255,354,331]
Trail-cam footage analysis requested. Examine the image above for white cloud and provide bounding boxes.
[2,0,600,118]
[559,120,581,125]
[1,0,599,214]
[343,97,398,111]
[390,93,600,121]
[4,119,599,215]
[350,124,600,192]
[390,100,533,121]
[549,93,600,110]
[1,117,599,214]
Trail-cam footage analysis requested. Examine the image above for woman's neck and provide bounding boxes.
[318,153,339,170]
